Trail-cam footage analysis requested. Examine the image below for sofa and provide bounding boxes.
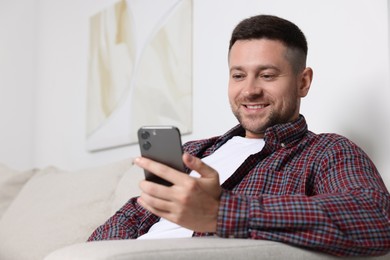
[0,158,389,260]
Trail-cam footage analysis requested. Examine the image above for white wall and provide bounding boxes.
[1,0,389,187]
[0,0,36,170]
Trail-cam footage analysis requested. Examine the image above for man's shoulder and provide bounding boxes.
[305,131,361,152]
[309,131,347,141]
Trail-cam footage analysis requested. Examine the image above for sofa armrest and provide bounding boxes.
[44,237,390,260]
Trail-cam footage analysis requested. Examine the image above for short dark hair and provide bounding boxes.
[229,15,308,73]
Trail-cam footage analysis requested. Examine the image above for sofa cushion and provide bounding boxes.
[0,158,133,260]
[110,162,143,215]
[0,164,36,219]
[44,237,390,260]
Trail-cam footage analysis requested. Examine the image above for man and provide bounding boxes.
[88,15,390,256]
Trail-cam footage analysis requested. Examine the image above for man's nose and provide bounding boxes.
[242,76,263,97]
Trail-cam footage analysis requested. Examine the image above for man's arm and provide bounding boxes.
[215,139,390,256]
[217,189,389,256]
[87,197,159,241]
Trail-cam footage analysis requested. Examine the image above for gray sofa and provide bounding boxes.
[45,238,390,260]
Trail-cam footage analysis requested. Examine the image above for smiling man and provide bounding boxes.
[88,15,390,257]
[228,38,312,138]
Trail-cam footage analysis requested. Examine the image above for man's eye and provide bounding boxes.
[232,74,244,80]
[260,74,276,80]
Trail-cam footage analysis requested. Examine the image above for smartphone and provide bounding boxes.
[137,126,185,186]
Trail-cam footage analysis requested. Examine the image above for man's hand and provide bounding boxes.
[134,153,222,233]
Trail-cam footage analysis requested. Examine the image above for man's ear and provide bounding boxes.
[298,67,313,97]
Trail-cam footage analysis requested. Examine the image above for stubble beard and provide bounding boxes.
[231,103,298,136]
[232,107,275,136]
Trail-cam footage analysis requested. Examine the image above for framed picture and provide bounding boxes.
[86,0,192,151]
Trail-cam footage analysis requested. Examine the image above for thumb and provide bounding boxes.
[183,153,219,180]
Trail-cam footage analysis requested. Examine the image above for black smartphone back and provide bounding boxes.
[137,126,185,186]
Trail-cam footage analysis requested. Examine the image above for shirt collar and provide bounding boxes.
[263,115,308,150]
[218,115,308,152]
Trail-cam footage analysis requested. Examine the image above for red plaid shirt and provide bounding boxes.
[88,115,390,256]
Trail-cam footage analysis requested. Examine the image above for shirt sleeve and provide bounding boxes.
[216,139,390,257]
[87,197,159,241]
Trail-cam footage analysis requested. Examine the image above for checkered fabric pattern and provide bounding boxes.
[88,115,390,257]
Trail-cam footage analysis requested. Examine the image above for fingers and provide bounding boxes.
[137,180,176,218]
[139,179,171,201]
[137,189,171,213]
[183,153,221,200]
[183,153,219,180]
[135,154,221,232]
[134,157,187,185]
[134,154,219,183]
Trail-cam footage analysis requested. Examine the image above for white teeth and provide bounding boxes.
[246,104,265,109]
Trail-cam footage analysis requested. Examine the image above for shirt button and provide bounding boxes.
[281,143,286,148]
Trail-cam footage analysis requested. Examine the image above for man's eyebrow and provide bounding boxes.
[229,65,281,72]
[229,66,244,72]
[259,65,280,71]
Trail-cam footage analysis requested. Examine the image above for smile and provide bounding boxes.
[244,104,268,109]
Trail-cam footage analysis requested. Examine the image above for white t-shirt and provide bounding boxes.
[137,136,264,240]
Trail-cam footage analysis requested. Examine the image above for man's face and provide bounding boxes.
[228,39,309,138]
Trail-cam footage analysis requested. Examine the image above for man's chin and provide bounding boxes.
[233,112,271,132]
[240,120,269,135]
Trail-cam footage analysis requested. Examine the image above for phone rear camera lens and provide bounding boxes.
[142,141,151,150]
[141,131,150,139]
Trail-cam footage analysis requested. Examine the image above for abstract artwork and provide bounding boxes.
[86,0,192,151]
